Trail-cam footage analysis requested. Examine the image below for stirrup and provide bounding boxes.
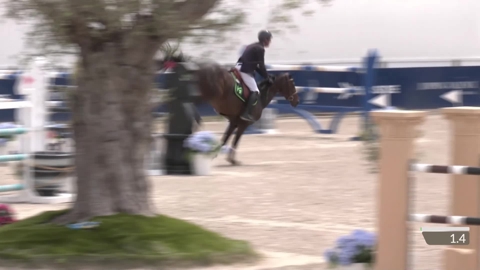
[240,114,254,122]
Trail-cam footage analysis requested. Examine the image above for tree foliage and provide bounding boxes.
[3,0,333,65]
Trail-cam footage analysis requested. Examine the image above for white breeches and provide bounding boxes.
[235,64,260,93]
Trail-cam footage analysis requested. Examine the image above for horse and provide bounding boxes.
[195,61,299,165]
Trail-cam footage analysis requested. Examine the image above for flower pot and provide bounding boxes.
[32,151,74,167]
[145,133,164,176]
[341,263,371,270]
[31,151,75,196]
[192,153,212,176]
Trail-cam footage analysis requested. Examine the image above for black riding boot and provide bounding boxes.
[240,91,259,122]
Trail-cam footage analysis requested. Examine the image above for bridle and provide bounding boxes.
[268,74,298,102]
[284,77,298,101]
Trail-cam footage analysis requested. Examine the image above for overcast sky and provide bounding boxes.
[0,0,479,67]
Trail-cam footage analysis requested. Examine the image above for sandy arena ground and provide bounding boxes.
[0,113,455,269]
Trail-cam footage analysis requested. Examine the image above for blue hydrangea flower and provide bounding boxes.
[351,229,376,248]
[323,249,337,261]
[336,235,355,248]
[184,131,220,154]
[338,251,353,265]
[325,229,376,267]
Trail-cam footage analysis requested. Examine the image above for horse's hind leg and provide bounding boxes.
[227,122,248,166]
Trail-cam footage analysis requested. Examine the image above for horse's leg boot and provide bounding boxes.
[240,91,258,122]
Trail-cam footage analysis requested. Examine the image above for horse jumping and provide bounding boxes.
[196,62,299,165]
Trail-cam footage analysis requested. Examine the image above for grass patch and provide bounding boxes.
[0,210,258,269]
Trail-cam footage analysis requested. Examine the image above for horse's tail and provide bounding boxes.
[196,62,225,101]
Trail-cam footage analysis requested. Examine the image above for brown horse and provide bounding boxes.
[196,62,299,165]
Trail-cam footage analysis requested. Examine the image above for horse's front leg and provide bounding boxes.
[219,121,237,157]
[222,121,237,146]
[227,121,249,166]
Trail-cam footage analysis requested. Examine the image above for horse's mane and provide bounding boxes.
[258,76,276,108]
[258,77,273,90]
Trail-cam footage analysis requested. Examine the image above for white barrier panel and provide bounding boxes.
[15,57,49,153]
[252,108,278,134]
[294,87,360,94]
[266,64,359,72]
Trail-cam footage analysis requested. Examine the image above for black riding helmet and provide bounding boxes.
[258,30,272,43]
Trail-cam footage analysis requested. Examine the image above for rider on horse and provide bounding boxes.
[235,30,273,122]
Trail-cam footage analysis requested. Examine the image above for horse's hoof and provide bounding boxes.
[221,145,230,154]
[231,160,241,166]
[227,157,240,166]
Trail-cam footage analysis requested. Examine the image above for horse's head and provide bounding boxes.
[156,53,187,71]
[272,73,299,107]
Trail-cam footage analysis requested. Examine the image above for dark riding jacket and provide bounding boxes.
[237,42,269,79]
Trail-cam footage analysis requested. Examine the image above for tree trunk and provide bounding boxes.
[53,44,157,224]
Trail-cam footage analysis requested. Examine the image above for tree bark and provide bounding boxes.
[52,43,158,224]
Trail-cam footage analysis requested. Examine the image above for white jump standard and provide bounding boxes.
[0,128,74,204]
[0,57,74,204]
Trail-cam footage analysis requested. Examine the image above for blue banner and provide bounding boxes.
[268,66,480,111]
[263,66,480,113]
[1,65,480,120]
[377,67,480,109]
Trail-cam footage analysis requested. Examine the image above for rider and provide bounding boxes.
[235,30,273,122]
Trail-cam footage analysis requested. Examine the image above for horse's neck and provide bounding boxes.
[260,85,278,108]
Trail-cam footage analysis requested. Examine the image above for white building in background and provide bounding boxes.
[1,0,479,68]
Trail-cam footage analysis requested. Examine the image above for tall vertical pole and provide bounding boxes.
[442,107,480,270]
[372,109,426,270]
[363,50,378,132]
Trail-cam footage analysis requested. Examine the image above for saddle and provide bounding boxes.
[229,68,252,102]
